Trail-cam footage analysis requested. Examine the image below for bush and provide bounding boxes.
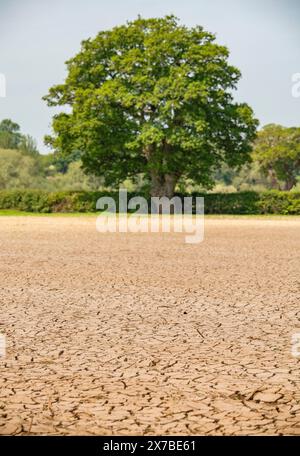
[192,191,260,214]
[195,191,300,214]
[0,190,300,214]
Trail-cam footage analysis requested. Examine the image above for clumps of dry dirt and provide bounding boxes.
[0,216,300,435]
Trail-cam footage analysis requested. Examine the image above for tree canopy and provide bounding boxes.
[0,118,38,155]
[0,119,22,149]
[254,124,300,191]
[44,15,258,197]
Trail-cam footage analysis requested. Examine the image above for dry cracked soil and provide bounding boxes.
[0,216,300,435]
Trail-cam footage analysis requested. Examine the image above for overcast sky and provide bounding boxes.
[0,0,299,153]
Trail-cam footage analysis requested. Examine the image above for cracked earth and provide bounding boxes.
[0,216,300,435]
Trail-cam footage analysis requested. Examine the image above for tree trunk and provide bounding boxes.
[150,172,177,198]
[143,143,178,199]
[268,168,279,190]
[284,177,296,191]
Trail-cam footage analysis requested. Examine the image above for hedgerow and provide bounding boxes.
[0,190,300,214]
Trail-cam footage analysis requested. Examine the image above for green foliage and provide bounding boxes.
[254,124,300,191]
[212,161,270,192]
[0,148,104,191]
[45,161,104,190]
[0,118,39,157]
[0,148,42,189]
[44,15,258,197]
[197,191,300,214]
[18,134,39,156]
[49,149,82,173]
[0,119,22,149]
[1,189,300,214]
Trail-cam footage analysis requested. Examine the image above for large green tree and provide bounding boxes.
[254,124,300,191]
[44,15,258,197]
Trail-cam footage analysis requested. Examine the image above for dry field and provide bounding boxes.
[0,215,300,435]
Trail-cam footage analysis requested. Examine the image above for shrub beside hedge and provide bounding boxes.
[0,189,300,214]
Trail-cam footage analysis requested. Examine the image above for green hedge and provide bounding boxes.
[193,191,300,215]
[0,190,300,214]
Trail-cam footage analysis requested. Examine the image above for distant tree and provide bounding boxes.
[0,119,40,157]
[254,124,300,191]
[0,119,22,149]
[18,134,39,156]
[44,15,258,198]
[48,149,82,174]
[213,161,269,192]
[47,161,104,190]
[0,148,40,189]
[0,147,103,191]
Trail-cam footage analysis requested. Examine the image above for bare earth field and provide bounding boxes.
[0,216,300,435]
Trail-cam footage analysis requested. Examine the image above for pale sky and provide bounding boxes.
[0,0,299,152]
